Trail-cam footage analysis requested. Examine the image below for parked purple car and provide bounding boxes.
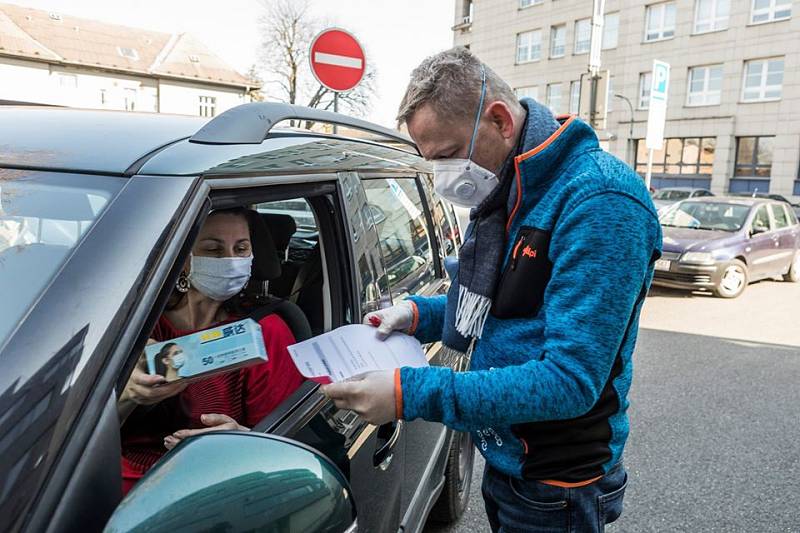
[654,197,800,298]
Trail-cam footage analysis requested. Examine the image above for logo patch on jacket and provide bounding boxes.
[490,226,552,319]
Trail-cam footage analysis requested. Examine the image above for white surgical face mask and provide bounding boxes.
[189,254,253,302]
[433,64,499,209]
[170,351,186,369]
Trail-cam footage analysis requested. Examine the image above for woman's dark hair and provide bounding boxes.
[166,207,258,314]
[153,342,178,377]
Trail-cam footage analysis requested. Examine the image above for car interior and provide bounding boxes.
[113,191,338,501]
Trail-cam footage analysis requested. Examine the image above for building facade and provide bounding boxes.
[453,0,800,200]
[0,3,257,117]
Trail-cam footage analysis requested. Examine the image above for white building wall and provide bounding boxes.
[0,57,248,118]
[0,57,158,111]
[453,0,800,201]
[158,80,246,117]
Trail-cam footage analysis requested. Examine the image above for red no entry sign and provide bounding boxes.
[309,28,366,92]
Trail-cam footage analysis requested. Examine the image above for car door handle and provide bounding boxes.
[373,420,403,470]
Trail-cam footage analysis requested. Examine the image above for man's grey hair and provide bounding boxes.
[397,47,522,126]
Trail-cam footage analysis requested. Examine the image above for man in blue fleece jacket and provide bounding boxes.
[324,48,662,532]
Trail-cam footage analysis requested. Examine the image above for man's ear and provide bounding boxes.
[484,101,516,140]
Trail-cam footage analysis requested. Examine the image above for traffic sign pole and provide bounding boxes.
[645,60,670,189]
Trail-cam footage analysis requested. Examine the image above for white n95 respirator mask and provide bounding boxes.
[433,158,499,209]
[432,64,499,209]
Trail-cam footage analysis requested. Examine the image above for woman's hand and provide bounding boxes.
[118,340,187,423]
[164,414,249,450]
[363,301,415,340]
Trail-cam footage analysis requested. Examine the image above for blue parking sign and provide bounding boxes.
[651,61,670,101]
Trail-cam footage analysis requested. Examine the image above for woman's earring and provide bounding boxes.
[176,272,190,293]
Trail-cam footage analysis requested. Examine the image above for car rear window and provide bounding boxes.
[0,170,125,346]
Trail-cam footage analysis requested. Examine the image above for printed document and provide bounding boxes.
[287,324,429,383]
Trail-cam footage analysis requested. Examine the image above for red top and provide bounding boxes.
[120,313,304,495]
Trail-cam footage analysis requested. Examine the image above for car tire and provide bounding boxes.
[714,259,748,298]
[429,432,475,524]
[782,252,800,282]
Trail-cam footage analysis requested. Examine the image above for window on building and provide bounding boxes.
[635,137,717,188]
[735,136,774,177]
[117,47,139,61]
[550,24,566,58]
[124,88,136,111]
[56,73,77,88]
[199,95,217,117]
[546,83,563,114]
[519,0,544,8]
[694,0,730,33]
[645,2,677,42]
[574,18,591,54]
[569,81,581,114]
[606,76,615,112]
[638,72,652,109]
[750,0,791,24]
[742,57,784,102]
[602,12,620,49]
[461,0,473,23]
[99,89,106,105]
[687,65,723,106]
[514,86,539,101]
[516,30,542,63]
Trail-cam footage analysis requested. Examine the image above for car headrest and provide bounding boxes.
[244,210,281,281]
[261,213,297,252]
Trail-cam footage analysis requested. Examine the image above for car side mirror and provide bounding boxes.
[104,432,356,533]
[751,224,768,236]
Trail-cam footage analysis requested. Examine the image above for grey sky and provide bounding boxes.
[10,0,455,126]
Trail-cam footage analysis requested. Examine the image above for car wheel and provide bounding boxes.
[429,432,475,524]
[782,251,800,282]
[714,260,748,298]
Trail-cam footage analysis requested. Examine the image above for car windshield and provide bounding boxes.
[654,190,691,200]
[0,170,124,346]
[659,201,751,232]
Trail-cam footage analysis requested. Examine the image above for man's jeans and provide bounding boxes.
[481,462,628,533]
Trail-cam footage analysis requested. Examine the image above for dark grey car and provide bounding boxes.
[0,103,474,532]
[654,197,800,297]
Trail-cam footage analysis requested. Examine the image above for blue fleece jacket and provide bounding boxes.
[402,114,662,481]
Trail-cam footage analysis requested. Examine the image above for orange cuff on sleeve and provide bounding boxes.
[406,300,420,336]
[394,368,404,420]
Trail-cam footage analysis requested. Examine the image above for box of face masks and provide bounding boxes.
[145,318,267,382]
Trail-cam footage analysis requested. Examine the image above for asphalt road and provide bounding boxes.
[425,280,800,532]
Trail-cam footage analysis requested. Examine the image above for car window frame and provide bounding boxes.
[768,202,790,230]
[358,173,445,302]
[15,173,205,533]
[751,204,772,233]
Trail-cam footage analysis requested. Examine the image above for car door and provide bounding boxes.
[746,204,776,280]
[357,173,460,527]
[768,203,798,274]
[1,172,204,533]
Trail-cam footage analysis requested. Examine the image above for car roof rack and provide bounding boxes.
[189,102,419,155]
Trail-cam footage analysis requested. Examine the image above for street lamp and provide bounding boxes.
[614,93,634,167]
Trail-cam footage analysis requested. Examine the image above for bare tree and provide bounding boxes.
[254,0,376,123]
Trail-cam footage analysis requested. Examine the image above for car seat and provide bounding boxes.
[243,210,312,342]
[290,244,324,336]
[259,213,299,298]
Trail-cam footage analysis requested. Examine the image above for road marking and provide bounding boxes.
[314,52,362,69]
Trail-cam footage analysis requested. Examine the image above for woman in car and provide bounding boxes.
[118,207,305,495]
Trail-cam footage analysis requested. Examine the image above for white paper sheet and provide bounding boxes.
[287,324,429,383]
